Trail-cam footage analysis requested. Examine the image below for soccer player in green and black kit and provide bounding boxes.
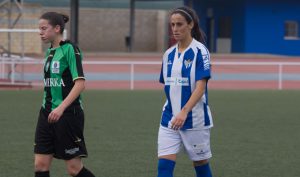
[34,12,95,177]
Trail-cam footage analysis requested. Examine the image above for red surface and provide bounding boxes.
[1,54,300,90]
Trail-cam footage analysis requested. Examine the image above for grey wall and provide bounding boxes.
[43,7,169,52]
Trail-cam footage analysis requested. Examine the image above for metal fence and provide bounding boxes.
[1,58,300,90]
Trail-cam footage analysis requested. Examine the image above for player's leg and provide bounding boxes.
[157,126,182,177]
[65,157,95,177]
[54,108,95,177]
[180,129,213,177]
[34,154,53,177]
[193,159,212,177]
[34,108,55,177]
[158,155,176,177]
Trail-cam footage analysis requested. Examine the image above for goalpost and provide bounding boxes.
[0,28,67,57]
[0,28,67,84]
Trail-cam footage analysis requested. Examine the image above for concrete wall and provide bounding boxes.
[0,3,42,54]
[0,4,169,55]
[43,7,169,53]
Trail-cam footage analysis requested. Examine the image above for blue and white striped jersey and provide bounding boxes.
[159,39,213,130]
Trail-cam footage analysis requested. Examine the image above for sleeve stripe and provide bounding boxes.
[71,45,84,77]
[159,62,164,84]
[73,77,85,81]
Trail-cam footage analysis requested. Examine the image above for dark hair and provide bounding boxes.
[171,6,206,44]
[40,12,69,34]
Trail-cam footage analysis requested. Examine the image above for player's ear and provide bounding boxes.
[54,25,61,33]
[188,21,194,30]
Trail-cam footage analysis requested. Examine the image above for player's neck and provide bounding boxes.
[178,36,193,53]
[51,36,63,48]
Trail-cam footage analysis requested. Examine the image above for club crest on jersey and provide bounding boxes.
[184,59,192,69]
[167,60,172,65]
[51,61,60,73]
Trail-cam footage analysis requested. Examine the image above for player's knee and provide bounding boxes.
[34,160,50,172]
[193,159,209,166]
[66,163,82,176]
[158,158,176,171]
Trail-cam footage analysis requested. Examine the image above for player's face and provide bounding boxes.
[170,13,193,42]
[39,19,61,44]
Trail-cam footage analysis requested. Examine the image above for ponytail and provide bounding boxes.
[61,13,69,23]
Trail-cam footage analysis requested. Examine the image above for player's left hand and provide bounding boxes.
[171,110,188,130]
[48,106,65,123]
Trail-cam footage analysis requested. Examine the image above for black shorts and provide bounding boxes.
[34,106,88,160]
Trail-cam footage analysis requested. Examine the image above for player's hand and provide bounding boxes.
[171,110,188,130]
[48,106,65,123]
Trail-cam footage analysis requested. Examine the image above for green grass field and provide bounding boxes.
[0,90,299,177]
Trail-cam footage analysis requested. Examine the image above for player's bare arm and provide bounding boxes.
[48,79,85,123]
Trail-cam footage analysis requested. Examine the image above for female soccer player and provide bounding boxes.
[157,6,213,177]
[34,12,95,177]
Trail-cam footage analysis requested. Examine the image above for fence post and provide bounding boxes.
[278,64,283,90]
[11,58,15,84]
[1,58,4,79]
[130,63,134,90]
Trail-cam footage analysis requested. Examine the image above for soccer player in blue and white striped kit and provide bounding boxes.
[157,6,213,177]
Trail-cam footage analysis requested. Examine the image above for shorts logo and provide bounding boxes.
[65,147,79,155]
[51,61,60,73]
[193,144,207,155]
[75,137,82,143]
[184,59,192,69]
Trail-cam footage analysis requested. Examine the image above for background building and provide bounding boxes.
[185,0,300,56]
[0,0,183,54]
[1,0,300,56]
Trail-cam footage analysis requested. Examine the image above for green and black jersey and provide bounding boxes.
[42,40,85,112]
